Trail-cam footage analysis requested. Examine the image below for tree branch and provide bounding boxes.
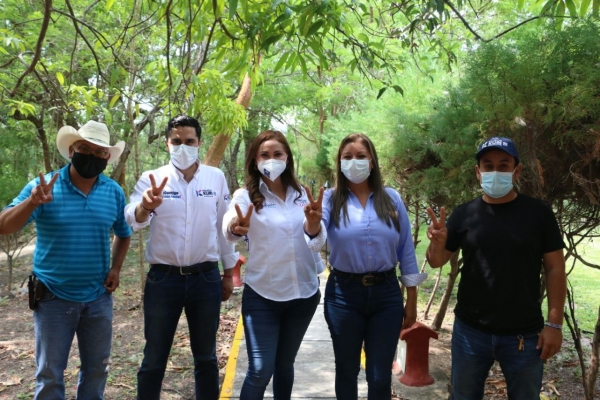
[63,0,105,81]
[165,0,173,91]
[444,0,546,43]
[11,0,52,96]
[0,56,19,70]
[217,18,239,40]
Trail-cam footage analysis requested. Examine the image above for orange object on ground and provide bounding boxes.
[398,321,439,387]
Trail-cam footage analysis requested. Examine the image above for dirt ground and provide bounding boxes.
[409,316,600,400]
[0,240,242,400]
[0,242,598,399]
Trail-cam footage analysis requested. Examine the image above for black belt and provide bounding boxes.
[150,261,218,276]
[331,268,396,286]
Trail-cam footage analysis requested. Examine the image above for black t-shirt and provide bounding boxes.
[446,194,565,335]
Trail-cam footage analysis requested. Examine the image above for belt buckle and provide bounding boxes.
[361,273,375,287]
[179,267,192,276]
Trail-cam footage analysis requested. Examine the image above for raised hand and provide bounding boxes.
[30,172,59,205]
[141,174,168,211]
[303,186,324,234]
[426,206,447,246]
[229,203,254,236]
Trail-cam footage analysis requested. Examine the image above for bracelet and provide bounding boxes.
[221,275,233,279]
[545,322,562,330]
[142,204,155,212]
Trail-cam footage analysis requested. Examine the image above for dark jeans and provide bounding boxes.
[137,266,222,400]
[240,285,321,400]
[324,272,403,400]
[451,318,544,400]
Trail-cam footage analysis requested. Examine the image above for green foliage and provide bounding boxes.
[383,19,600,212]
[0,0,598,203]
[0,123,40,205]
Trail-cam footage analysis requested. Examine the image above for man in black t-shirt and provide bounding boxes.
[426,137,566,400]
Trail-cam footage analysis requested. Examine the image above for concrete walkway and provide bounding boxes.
[219,273,450,400]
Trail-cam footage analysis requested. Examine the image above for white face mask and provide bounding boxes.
[257,158,287,182]
[170,144,198,170]
[340,159,371,184]
[480,170,515,198]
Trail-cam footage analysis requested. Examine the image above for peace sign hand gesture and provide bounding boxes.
[304,186,324,236]
[141,174,168,211]
[229,203,254,236]
[30,172,59,206]
[426,206,447,247]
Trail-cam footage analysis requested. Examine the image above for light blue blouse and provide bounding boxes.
[322,187,426,287]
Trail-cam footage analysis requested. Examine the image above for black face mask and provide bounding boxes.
[71,152,108,179]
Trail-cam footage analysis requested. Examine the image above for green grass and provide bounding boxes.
[562,239,600,333]
[411,220,600,334]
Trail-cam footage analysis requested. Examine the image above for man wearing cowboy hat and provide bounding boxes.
[0,120,132,399]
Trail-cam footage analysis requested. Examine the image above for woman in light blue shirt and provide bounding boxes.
[322,133,426,399]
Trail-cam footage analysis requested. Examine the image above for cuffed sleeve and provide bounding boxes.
[399,273,428,287]
[305,220,327,252]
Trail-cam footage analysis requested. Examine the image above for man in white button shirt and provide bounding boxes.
[125,115,238,400]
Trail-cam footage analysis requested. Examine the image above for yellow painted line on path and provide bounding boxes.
[219,315,244,399]
[218,266,366,399]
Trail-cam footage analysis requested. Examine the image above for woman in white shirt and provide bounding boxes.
[322,133,427,399]
[223,130,325,400]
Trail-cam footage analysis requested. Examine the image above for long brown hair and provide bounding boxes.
[245,130,302,212]
[331,133,400,232]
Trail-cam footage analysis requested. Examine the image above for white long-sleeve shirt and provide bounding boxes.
[125,162,238,270]
[222,180,326,301]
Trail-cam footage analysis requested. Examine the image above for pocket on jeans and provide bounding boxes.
[147,270,168,284]
[201,268,221,283]
[331,273,352,287]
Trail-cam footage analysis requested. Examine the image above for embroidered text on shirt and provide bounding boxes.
[163,191,181,199]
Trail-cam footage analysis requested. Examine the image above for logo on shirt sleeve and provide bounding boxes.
[224,194,230,201]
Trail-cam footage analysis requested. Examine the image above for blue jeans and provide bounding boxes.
[137,266,222,400]
[324,272,403,400]
[34,290,113,400]
[451,318,544,400]
[240,285,320,400]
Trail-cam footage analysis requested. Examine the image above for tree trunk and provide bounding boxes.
[203,73,253,167]
[412,200,420,249]
[12,111,52,172]
[431,251,461,331]
[37,125,52,173]
[423,266,442,320]
[584,305,600,399]
[565,286,588,398]
[7,255,13,293]
[221,133,243,192]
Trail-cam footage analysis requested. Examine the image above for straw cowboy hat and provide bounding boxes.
[56,121,125,164]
